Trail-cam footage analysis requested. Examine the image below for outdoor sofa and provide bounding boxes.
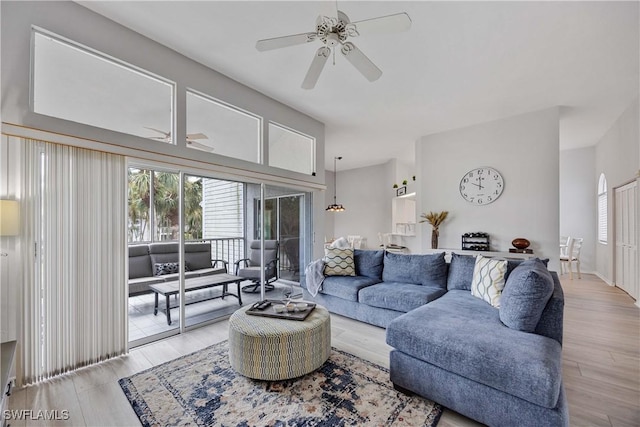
[301,249,568,427]
[128,242,227,296]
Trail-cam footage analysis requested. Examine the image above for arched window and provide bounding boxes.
[598,173,607,243]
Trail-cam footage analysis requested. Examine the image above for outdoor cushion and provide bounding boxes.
[128,276,164,286]
[386,291,563,408]
[354,249,384,280]
[500,259,554,332]
[129,245,153,279]
[382,251,447,288]
[447,253,476,290]
[321,276,380,302]
[185,242,213,270]
[359,283,446,313]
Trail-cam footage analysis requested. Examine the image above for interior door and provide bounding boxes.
[615,180,638,300]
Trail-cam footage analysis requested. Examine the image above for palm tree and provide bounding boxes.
[127,169,203,242]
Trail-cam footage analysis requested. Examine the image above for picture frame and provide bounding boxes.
[396,186,407,196]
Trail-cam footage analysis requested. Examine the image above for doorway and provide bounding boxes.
[255,194,305,283]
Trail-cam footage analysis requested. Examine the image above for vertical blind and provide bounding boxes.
[20,138,127,385]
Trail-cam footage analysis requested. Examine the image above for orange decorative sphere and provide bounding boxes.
[512,238,530,249]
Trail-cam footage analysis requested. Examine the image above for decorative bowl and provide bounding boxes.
[511,238,531,249]
[273,304,286,313]
[295,302,309,311]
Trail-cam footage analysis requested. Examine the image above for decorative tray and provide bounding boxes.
[246,300,316,321]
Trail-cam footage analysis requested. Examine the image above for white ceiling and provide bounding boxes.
[78,1,639,171]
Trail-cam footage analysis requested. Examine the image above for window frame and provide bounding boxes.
[597,173,608,244]
[267,121,316,175]
[30,26,176,145]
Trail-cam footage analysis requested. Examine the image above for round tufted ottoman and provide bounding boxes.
[228,304,331,380]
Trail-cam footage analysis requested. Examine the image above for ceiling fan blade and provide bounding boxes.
[144,126,169,136]
[186,133,208,140]
[340,42,382,82]
[302,46,331,90]
[318,2,338,20]
[186,140,214,152]
[256,32,317,51]
[351,12,412,36]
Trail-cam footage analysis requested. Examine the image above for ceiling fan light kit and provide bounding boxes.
[256,8,411,89]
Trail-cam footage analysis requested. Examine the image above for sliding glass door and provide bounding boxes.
[127,164,313,347]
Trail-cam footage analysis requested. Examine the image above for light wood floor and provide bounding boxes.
[7,274,639,426]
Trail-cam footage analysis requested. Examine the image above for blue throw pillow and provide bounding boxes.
[382,251,447,288]
[506,258,549,279]
[354,249,384,280]
[500,258,554,332]
[447,253,476,290]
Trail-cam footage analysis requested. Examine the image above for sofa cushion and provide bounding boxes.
[471,255,507,307]
[447,253,476,290]
[359,283,446,313]
[354,249,384,280]
[506,258,550,279]
[386,291,563,408]
[321,276,380,302]
[129,245,153,279]
[149,242,180,266]
[185,242,213,270]
[500,259,555,332]
[382,251,447,288]
[128,276,164,287]
[324,247,356,276]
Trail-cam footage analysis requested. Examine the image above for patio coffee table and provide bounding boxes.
[149,273,243,325]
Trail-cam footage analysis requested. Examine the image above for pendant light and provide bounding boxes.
[326,156,345,212]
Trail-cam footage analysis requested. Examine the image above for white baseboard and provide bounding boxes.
[593,272,614,286]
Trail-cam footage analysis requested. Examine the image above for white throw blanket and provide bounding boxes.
[305,259,325,297]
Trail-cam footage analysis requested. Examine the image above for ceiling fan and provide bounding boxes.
[255,5,411,89]
[144,127,214,152]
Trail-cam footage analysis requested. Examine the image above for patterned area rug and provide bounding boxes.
[119,340,442,426]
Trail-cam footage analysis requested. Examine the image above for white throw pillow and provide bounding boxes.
[471,255,507,307]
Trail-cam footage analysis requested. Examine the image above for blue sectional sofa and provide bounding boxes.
[301,249,568,427]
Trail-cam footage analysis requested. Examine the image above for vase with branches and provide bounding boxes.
[420,211,449,249]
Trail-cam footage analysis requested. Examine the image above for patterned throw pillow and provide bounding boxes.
[471,255,507,307]
[154,262,180,276]
[324,247,356,276]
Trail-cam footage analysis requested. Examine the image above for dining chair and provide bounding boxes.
[560,237,583,280]
[559,235,571,274]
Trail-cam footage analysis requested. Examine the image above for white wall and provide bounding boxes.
[595,97,640,283]
[416,108,560,271]
[329,161,395,250]
[560,147,596,273]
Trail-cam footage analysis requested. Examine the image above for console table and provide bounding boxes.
[1,341,17,427]
[423,248,536,261]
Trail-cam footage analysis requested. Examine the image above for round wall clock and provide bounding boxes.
[459,167,504,205]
